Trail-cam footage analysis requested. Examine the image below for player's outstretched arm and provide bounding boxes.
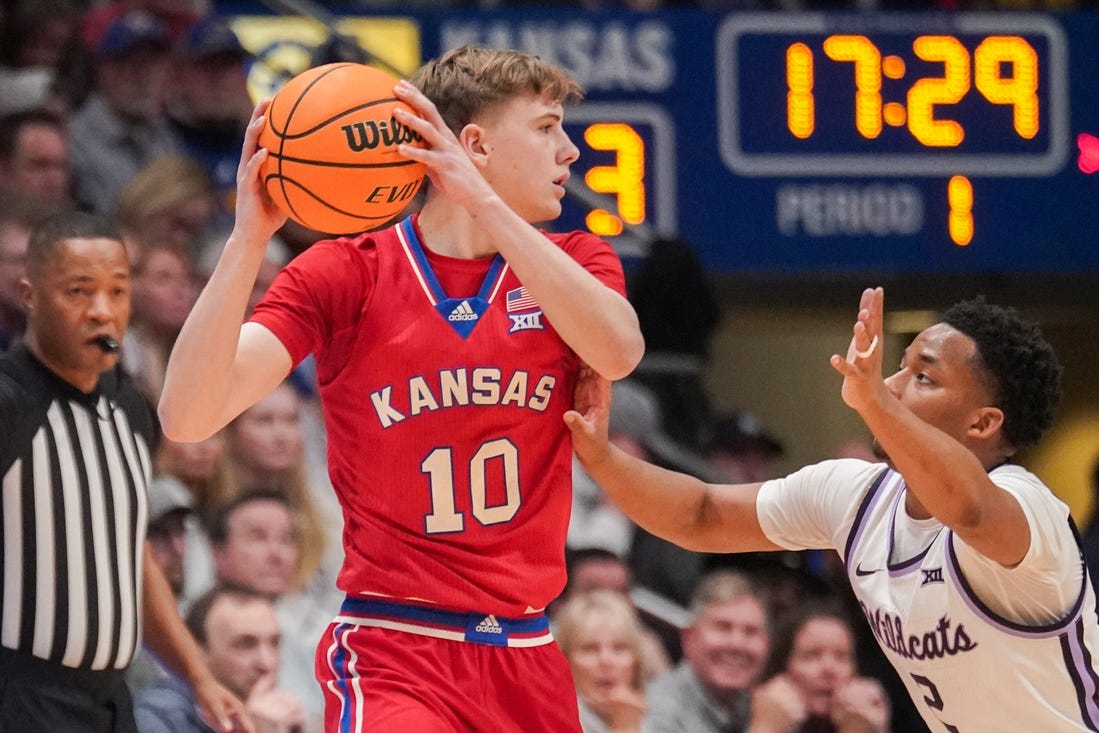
[393,82,644,381]
[159,102,292,441]
[829,287,1030,567]
[565,370,781,553]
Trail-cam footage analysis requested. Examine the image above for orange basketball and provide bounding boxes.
[258,63,427,235]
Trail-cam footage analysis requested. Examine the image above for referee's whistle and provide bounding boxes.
[93,335,120,353]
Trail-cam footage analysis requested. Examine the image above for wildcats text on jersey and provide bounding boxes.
[860,601,978,661]
[370,366,557,428]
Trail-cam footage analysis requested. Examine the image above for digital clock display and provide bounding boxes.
[718,13,1069,176]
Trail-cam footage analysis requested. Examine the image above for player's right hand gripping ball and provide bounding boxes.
[258,63,427,235]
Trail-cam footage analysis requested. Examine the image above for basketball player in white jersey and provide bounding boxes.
[567,287,1099,732]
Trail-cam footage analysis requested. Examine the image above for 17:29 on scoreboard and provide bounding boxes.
[716,13,1068,247]
[719,13,1067,174]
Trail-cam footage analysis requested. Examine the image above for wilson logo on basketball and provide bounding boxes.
[257,62,427,234]
[341,119,423,152]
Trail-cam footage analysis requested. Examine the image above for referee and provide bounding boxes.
[0,211,252,732]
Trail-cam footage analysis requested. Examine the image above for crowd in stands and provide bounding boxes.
[7,2,1097,733]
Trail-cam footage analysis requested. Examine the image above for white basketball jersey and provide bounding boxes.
[846,468,1099,732]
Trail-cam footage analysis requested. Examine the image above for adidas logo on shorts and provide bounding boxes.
[475,615,503,634]
[448,300,478,322]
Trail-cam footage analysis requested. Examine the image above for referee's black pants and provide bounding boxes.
[0,646,137,733]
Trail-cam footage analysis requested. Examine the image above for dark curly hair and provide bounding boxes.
[941,298,1062,453]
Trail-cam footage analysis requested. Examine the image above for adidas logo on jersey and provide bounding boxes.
[475,615,503,634]
[448,300,479,322]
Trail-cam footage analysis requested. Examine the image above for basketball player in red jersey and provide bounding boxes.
[159,46,644,732]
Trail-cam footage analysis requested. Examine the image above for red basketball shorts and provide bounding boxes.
[315,598,582,732]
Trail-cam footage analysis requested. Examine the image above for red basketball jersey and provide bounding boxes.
[251,216,627,616]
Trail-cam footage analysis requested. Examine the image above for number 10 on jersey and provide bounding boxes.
[422,439,521,533]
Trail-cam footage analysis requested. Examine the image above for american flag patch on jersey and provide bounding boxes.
[506,286,538,312]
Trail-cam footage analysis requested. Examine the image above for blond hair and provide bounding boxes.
[219,384,328,592]
[555,589,647,692]
[689,570,764,619]
[408,45,583,135]
[113,154,215,237]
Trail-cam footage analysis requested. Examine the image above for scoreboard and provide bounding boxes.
[227,6,1099,275]
[427,9,1099,275]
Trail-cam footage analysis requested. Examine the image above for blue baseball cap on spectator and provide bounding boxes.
[95,11,169,58]
[177,17,250,61]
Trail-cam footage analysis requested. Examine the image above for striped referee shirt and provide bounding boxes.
[0,344,155,671]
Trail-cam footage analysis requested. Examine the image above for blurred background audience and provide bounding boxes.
[68,9,179,214]
[207,491,334,726]
[0,109,72,207]
[166,15,252,224]
[113,153,220,257]
[122,240,198,402]
[0,192,56,349]
[134,583,311,733]
[749,601,891,733]
[646,571,771,733]
[557,589,653,733]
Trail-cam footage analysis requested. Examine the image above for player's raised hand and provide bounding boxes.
[392,80,498,212]
[235,100,288,244]
[830,286,888,414]
[564,366,613,467]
